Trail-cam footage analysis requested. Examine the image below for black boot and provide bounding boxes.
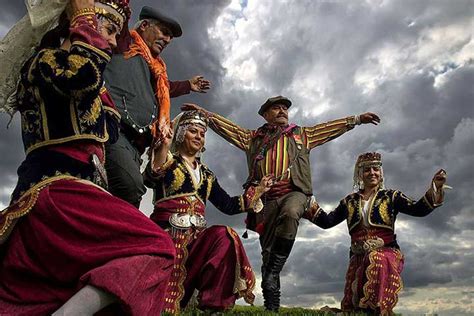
[261,237,294,312]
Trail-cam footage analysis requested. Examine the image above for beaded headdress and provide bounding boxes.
[95,0,131,28]
[353,152,384,191]
[171,111,208,154]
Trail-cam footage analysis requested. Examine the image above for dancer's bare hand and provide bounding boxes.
[189,76,211,93]
[433,169,447,189]
[259,174,274,193]
[181,103,209,115]
[359,112,381,125]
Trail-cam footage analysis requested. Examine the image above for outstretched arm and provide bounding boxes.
[169,75,211,97]
[181,103,252,151]
[208,175,273,215]
[304,112,380,150]
[395,169,448,217]
[303,196,348,229]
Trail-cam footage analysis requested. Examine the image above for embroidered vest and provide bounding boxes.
[246,126,313,195]
[345,190,397,232]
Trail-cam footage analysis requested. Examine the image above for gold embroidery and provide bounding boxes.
[169,167,186,195]
[64,55,89,78]
[378,198,391,225]
[347,199,355,224]
[73,41,111,61]
[206,175,213,200]
[41,50,58,71]
[81,97,102,125]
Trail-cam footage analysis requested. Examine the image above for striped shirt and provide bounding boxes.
[208,113,357,181]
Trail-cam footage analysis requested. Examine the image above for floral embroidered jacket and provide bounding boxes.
[306,185,443,232]
[17,15,120,155]
[143,153,262,218]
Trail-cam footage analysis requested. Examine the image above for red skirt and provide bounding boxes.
[152,197,255,313]
[341,247,404,315]
[0,179,176,315]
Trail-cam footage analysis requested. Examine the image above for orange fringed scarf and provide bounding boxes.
[124,30,170,139]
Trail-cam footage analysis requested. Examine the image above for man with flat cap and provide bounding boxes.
[182,97,380,311]
[103,6,211,207]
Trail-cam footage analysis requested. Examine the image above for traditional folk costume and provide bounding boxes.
[143,111,262,313]
[104,6,193,207]
[0,2,176,315]
[205,95,363,310]
[304,152,446,315]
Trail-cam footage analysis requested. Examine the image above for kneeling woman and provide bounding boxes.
[144,110,272,313]
[304,152,447,315]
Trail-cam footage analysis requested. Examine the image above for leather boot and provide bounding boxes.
[261,237,294,312]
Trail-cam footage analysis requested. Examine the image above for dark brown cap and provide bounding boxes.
[139,6,182,37]
[258,96,292,116]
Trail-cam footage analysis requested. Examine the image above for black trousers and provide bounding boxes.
[105,132,146,208]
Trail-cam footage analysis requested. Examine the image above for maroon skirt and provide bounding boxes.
[0,179,176,315]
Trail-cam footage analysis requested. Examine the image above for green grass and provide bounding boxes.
[164,305,390,315]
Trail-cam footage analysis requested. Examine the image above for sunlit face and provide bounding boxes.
[179,124,206,156]
[97,17,122,49]
[138,21,173,57]
[263,103,289,126]
[362,165,382,189]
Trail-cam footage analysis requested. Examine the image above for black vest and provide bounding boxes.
[104,55,158,133]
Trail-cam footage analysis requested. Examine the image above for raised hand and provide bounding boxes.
[189,75,211,93]
[433,169,447,189]
[359,112,381,125]
[181,103,208,114]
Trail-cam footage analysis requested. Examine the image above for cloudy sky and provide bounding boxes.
[1,0,473,314]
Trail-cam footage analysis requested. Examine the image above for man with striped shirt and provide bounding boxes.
[182,96,380,311]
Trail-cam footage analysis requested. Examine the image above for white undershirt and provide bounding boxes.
[186,161,201,184]
[361,198,371,227]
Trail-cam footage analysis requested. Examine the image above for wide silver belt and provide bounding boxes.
[169,213,207,230]
[351,237,385,255]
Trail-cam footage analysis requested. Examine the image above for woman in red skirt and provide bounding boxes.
[144,110,273,313]
[304,152,447,315]
[0,1,176,314]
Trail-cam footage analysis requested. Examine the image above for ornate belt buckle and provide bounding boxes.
[169,213,192,229]
[190,214,207,228]
[363,237,385,252]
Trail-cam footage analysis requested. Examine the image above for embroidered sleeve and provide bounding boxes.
[304,196,348,229]
[393,189,440,217]
[208,112,252,151]
[143,152,175,189]
[28,15,111,97]
[302,116,356,150]
[208,177,246,215]
[241,185,266,213]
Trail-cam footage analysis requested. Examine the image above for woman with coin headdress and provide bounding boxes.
[0,0,177,315]
[144,111,273,313]
[303,152,448,315]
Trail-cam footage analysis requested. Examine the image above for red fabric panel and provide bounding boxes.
[0,179,175,315]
